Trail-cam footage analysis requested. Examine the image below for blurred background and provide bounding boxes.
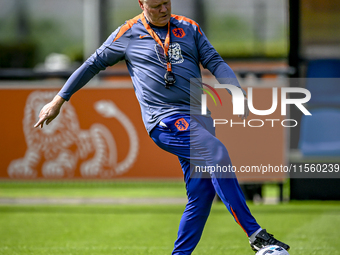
[0,0,289,67]
[0,0,339,66]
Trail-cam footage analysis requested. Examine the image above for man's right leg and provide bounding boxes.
[172,158,216,255]
[149,116,216,255]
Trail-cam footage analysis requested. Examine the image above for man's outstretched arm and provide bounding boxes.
[34,26,131,128]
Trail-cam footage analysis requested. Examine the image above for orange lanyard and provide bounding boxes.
[141,13,172,72]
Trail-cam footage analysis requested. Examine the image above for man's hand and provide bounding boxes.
[34,95,65,128]
[238,97,249,120]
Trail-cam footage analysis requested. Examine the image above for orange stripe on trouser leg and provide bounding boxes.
[230,206,248,236]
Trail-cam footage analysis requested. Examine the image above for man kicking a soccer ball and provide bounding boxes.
[34,0,290,254]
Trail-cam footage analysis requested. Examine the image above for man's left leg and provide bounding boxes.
[189,115,261,237]
[190,115,290,251]
[150,114,289,252]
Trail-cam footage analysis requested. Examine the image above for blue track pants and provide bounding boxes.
[150,114,261,255]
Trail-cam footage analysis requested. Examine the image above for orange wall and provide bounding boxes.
[210,87,287,182]
[1,86,182,179]
[0,83,286,181]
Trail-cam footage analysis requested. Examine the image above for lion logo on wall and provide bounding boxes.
[8,91,139,178]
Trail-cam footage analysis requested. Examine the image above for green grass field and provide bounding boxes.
[0,182,339,255]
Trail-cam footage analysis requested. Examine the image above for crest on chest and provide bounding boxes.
[154,42,184,65]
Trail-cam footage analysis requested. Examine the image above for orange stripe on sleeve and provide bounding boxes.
[171,14,203,35]
[230,206,248,236]
[113,13,143,42]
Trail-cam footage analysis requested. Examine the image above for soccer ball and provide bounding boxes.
[255,245,289,255]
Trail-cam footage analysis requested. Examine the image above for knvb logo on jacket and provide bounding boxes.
[200,84,312,128]
[172,28,186,38]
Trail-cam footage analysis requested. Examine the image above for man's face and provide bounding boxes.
[139,0,171,27]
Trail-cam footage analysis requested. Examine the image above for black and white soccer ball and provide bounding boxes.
[255,245,289,255]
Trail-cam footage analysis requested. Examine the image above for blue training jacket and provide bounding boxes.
[58,13,244,134]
